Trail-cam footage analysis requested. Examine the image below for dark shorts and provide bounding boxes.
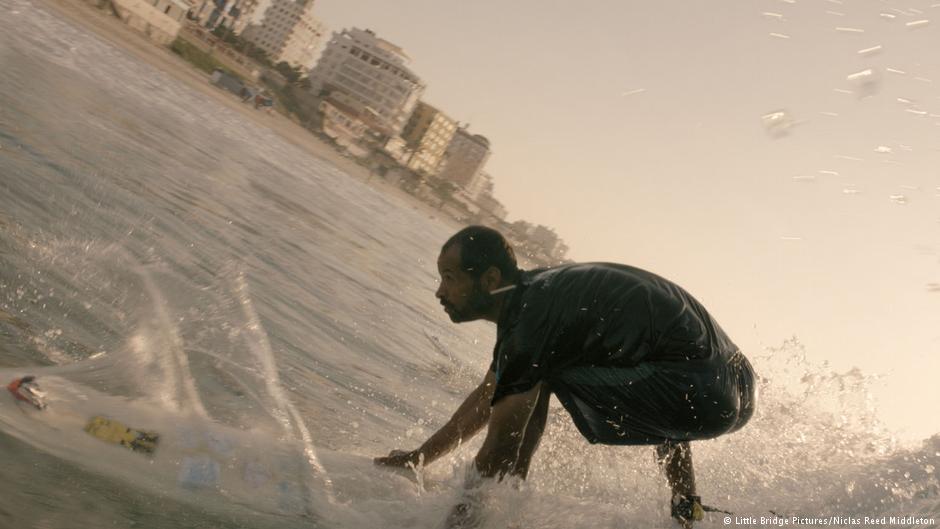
[549,352,756,445]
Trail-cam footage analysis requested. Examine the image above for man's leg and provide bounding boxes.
[657,441,702,527]
[656,441,696,499]
[511,383,551,479]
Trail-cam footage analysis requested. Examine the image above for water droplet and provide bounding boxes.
[835,154,864,161]
[762,109,795,137]
[846,69,880,97]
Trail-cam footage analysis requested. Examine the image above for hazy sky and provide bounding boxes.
[314,0,940,440]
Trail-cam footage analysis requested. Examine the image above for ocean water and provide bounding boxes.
[0,1,938,528]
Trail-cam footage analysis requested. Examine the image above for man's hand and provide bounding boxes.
[375,371,496,472]
[374,449,421,468]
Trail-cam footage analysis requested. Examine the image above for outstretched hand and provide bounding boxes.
[374,449,421,468]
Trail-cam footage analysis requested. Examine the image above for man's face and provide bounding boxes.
[435,244,494,323]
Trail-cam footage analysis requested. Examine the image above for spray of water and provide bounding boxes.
[233,270,336,506]
[137,266,208,417]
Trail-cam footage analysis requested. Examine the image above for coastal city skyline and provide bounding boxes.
[188,0,513,235]
[182,0,567,260]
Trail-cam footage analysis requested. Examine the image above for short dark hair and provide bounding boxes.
[442,226,520,281]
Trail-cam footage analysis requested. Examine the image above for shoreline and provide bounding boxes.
[33,0,460,228]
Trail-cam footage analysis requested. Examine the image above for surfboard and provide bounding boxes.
[1,372,319,517]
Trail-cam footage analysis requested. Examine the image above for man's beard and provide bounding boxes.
[446,281,495,323]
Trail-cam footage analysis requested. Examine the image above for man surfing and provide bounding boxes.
[375,226,756,527]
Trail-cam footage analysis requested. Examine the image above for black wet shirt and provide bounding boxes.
[490,263,739,404]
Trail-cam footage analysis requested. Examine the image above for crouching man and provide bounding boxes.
[376,226,756,528]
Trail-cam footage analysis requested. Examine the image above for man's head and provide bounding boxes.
[435,226,520,323]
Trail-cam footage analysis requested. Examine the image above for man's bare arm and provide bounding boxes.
[441,383,544,529]
[472,382,542,479]
[375,370,496,468]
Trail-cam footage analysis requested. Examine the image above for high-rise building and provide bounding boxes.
[277,12,326,69]
[439,126,491,189]
[309,28,425,136]
[400,101,457,176]
[238,0,326,69]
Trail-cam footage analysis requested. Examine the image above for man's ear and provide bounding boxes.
[482,266,503,292]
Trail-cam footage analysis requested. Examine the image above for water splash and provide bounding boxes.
[233,270,336,505]
[138,268,208,417]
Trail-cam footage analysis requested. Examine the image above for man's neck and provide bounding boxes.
[484,284,517,323]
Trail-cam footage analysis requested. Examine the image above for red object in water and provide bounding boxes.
[7,377,25,399]
[7,376,46,409]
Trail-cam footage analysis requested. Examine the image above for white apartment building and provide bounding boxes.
[309,28,425,136]
[400,101,457,176]
[239,0,326,69]
[278,11,325,68]
[112,0,189,45]
[439,127,491,189]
